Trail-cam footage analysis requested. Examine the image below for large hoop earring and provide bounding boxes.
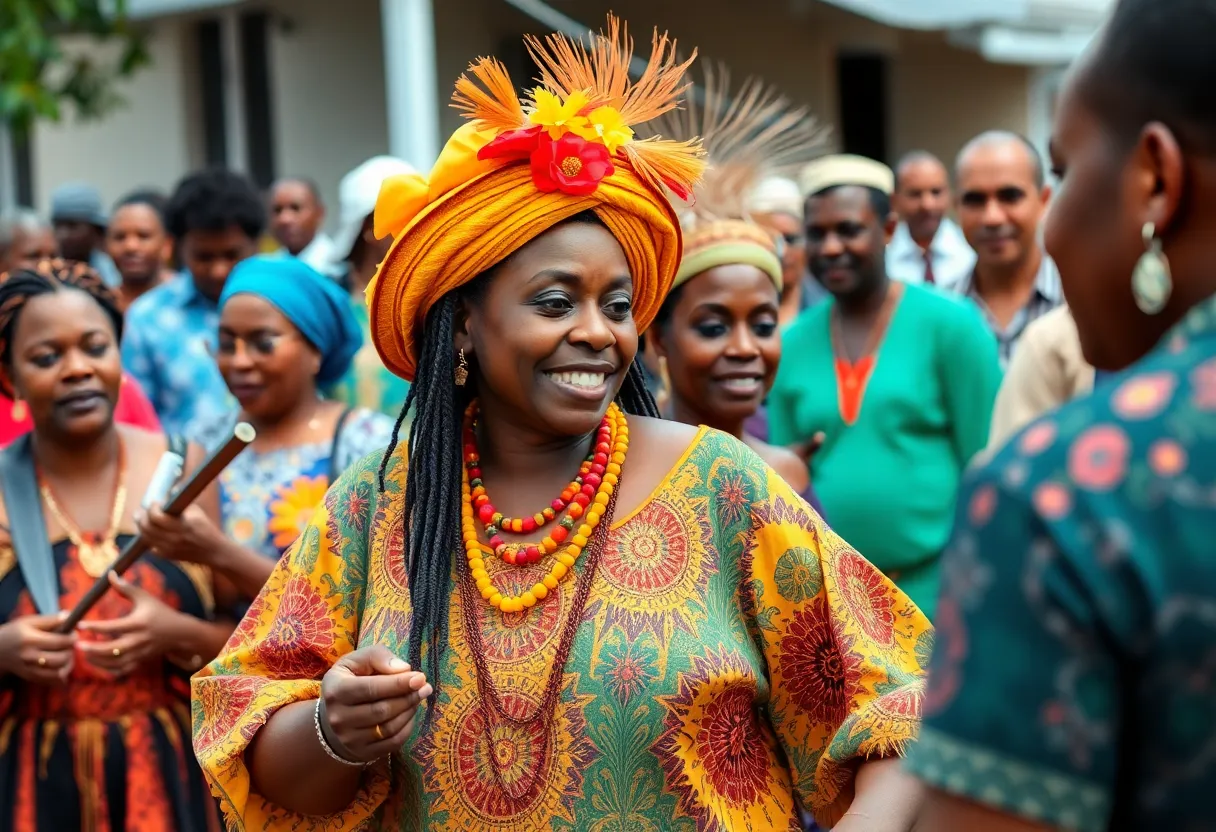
[1132,221,1172,315]
[454,349,469,387]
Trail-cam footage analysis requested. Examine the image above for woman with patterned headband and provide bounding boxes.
[193,18,928,831]
[0,259,227,830]
[648,70,828,519]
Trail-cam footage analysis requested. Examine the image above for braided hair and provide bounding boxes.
[0,259,124,396]
[377,213,659,698]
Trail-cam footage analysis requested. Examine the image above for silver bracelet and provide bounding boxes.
[313,698,371,767]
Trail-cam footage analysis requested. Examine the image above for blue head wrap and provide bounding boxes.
[219,255,362,386]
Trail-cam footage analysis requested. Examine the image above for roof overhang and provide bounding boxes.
[111,0,241,20]
[820,0,1111,64]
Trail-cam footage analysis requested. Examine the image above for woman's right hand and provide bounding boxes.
[0,613,76,684]
[318,646,432,764]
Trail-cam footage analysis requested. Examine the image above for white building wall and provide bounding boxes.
[31,18,198,212]
[265,0,390,230]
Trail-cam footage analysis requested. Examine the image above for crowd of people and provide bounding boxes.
[0,0,1211,828]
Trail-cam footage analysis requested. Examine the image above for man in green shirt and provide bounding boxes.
[768,155,1002,618]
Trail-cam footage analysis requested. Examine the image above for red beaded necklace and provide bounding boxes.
[464,403,609,551]
[461,402,624,588]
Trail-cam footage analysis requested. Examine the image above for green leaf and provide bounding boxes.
[1,0,151,128]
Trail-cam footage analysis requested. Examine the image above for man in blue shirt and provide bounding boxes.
[122,169,265,435]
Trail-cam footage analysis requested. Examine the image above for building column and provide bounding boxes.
[0,126,15,212]
[220,8,250,174]
[381,0,440,171]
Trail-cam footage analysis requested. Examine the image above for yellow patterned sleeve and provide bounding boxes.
[191,455,391,830]
[743,467,931,827]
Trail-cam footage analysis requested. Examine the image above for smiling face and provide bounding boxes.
[216,294,321,422]
[805,186,890,303]
[457,218,636,439]
[107,203,171,285]
[7,289,122,440]
[956,141,1050,272]
[651,263,780,428]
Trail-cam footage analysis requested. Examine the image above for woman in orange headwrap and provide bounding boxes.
[192,18,928,831]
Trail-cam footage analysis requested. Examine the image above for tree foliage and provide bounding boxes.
[0,0,150,134]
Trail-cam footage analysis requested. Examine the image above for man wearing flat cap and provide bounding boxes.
[767,154,1003,620]
[50,182,121,288]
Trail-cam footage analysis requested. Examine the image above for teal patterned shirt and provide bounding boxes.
[905,293,1216,831]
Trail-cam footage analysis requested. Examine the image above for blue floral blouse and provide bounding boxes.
[193,408,395,560]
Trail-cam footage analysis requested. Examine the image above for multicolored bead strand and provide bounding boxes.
[461,402,628,612]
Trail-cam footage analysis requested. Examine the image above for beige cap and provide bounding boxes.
[746,176,804,220]
[798,154,894,198]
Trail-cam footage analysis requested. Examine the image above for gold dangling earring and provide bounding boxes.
[1132,221,1172,315]
[454,349,469,387]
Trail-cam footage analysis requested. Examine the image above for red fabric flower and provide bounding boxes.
[478,124,544,161]
[530,133,614,195]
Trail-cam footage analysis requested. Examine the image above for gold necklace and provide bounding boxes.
[39,443,128,578]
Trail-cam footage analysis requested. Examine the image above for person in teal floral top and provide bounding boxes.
[908,1,1216,829]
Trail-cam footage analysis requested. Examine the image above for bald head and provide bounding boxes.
[893,150,951,245]
[955,131,1051,276]
[956,131,1045,189]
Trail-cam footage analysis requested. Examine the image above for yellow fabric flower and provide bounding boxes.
[571,105,634,153]
[529,88,590,139]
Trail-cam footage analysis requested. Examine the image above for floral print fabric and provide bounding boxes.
[906,294,1216,830]
[192,408,394,561]
[192,428,929,831]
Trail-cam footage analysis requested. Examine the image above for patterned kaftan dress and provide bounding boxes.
[194,428,930,831]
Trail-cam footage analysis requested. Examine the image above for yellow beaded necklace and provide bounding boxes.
[460,402,628,612]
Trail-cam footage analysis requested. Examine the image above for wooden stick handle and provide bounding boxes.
[56,423,256,633]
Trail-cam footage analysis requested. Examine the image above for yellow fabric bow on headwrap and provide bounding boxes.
[367,16,707,382]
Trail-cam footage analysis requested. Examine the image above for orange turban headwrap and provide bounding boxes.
[367,17,707,382]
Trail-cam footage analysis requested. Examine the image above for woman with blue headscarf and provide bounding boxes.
[187,256,394,565]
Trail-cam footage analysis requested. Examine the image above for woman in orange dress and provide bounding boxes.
[0,260,230,831]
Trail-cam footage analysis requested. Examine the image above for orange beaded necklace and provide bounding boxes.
[460,401,628,612]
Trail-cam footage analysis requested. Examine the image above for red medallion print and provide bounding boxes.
[604,501,690,595]
[193,676,265,754]
[780,596,864,726]
[478,565,563,664]
[836,550,896,647]
[454,694,552,816]
[254,575,335,679]
[695,683,771,805]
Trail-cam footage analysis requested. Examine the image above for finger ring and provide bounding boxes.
[37,656,47,667]
[112,647,122,658]
[374,723,385,741]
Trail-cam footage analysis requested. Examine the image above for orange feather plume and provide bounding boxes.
[451,57,527,133]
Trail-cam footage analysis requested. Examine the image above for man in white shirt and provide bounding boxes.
[268,177,338,277]
[886,151,975,290]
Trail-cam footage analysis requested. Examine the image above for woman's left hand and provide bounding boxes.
[76,572,189,676]
[137,503,227,567]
